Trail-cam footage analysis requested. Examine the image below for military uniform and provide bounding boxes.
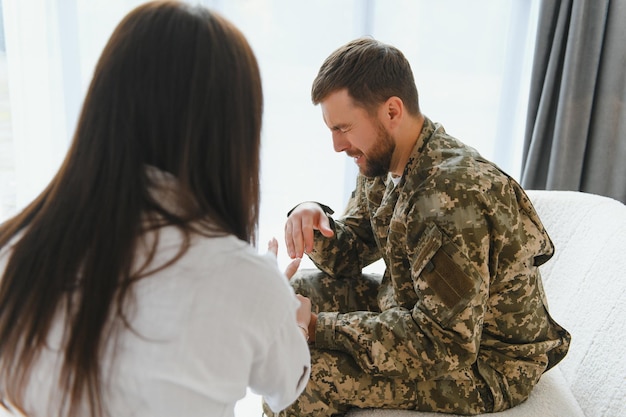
[267,117,570,416]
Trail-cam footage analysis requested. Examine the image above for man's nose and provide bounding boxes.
[332,131,349,153]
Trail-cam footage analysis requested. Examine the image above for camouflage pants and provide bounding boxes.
[263,269,493,417]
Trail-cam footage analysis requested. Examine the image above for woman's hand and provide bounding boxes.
[267,237,301,279]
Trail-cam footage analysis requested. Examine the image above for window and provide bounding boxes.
[0,1,15,221]
[0,3,539,413]
[0,0,538,228]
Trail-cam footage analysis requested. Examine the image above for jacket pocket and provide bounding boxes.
[411,224,482,327]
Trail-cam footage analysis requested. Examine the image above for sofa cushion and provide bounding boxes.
[527,191,626,417]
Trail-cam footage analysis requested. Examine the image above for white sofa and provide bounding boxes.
[348,190,626,417]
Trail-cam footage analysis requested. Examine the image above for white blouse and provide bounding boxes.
[0,181,310,417]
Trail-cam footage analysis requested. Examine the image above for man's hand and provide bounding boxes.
[285,202,334,259]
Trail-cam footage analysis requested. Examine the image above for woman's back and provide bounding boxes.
[2,224,308,417]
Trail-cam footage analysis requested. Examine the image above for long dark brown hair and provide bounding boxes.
[0,1,262,416]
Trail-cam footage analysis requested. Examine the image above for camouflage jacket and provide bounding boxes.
[308,117,571,411]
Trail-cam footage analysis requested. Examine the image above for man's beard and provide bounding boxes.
[361,122,395,178]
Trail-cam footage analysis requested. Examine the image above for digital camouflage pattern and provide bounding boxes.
[266,117,570,416]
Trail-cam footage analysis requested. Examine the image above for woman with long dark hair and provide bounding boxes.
[0,2,310,416]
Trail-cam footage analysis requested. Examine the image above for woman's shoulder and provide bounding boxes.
[132,229,298,335]
[181,232,294,301]
[188,233,278,273]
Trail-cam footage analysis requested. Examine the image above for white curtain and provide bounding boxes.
[1,0,538,250]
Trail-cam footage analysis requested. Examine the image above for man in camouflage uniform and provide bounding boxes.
[266,38,570,416]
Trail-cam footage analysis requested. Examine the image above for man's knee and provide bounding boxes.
[290,269,381,313]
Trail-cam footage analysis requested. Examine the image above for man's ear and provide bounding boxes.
[380,96,404,128]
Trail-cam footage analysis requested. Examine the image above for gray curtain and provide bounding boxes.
[521,0,626,203]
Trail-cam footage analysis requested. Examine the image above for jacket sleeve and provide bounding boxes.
[249,309,311,412]
[307,175,382,279]
[247,260,311,412]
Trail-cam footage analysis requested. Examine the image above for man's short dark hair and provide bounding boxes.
[312,37,420,115]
